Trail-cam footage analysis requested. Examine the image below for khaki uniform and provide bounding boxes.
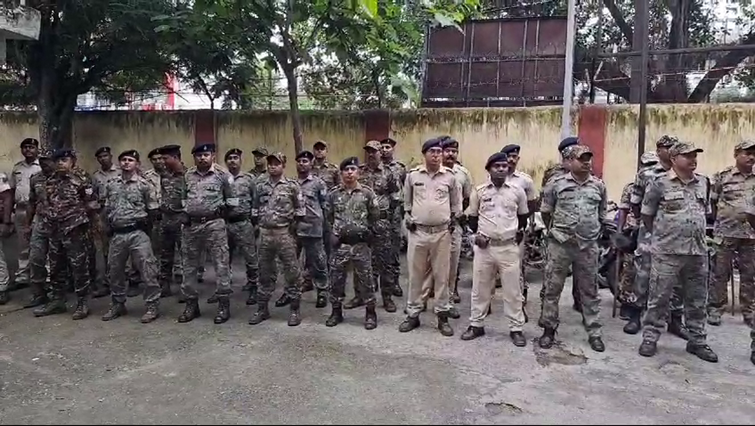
[10,159,41,284]
[641,170,709,346]
[466,180,528,329]
[404,165,462,316]
[708,166,755,321]
[540,173,606,338]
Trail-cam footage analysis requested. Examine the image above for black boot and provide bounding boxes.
[539,327,556,349]
[365,304,378,330]
[71,297,90,320]
[343,296,364,310]
[510,331,527,347]
[619,304,632,321]
[639,339,657,357]
[140,303,160,323]
[668,314,690,341]
[448,305,461,319]
[24,294,48,309]
[0,291,9,305]
[382,295,396,313]
[315,291,328,309]
[246,287,258,306]
[461,325,485,341]
[160,283,172,298]
[588,336,605,352]
[275,293,293,307]
[288,299,302,327]
[249,302,271,325]
[214,297,230,324]
[101,302,127,321]
[33,298,67,317]
[686,342,718,363]
[326,304,344,327]
[178,299,201,323]
[623,307,642,335]
[398,316,420,332]
[437,312,454,337]
[392,282,403,297]
[572,284,582,313]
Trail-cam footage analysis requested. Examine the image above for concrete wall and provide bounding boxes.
[2,104,754,200]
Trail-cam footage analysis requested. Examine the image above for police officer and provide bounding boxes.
[539,145,606,352]
[399,138,462,337]
[326,157,380,329]
[380,137,407,298]
[638,142,717,362]
[178,143,237,324]
[100,150,162,323]
[461,152,529,346]
[10,137,41,289]
[0,171,14,305]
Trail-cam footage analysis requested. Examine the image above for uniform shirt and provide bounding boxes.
[384,160,407,189]
[142,169,162,200]
[358,163,400,216]
[45,169,98,234]
[249,166,267,179]
[541,173,607,243]
[92,165,120,201]
[101,173,159,228]
[183,163,238,217]
[0,172,11,220]
[297,174,328,238]
[227,171,256,219]
[10,159,41,205]
[507,170,537,202]
[540,163,568,189]
[312,161,340,190]
[467,180,528,241]
[630,163,670,206]
[253,176,305,228]
[642,170,709,256]
[710,166,755,239]
[404,165,462,226]
[160,166,186,215]
[327,183,379,238]
[618,182,639,229]
[28,171,51,230]
[450,163,474,201]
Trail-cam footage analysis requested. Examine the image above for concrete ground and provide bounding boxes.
[1,257,755,425]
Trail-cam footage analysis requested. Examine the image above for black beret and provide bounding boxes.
[500,144,521,155]
[118,149,140,161]
[20,138,39,148]
[558,137,579,152]
[95,146,111,156]
[148,148,161,158]
[160,144,182,157]
[485,152,509,170]
[440,137,459,149]
[192,143,216,154]
[225,148,242,160]
[296,150,315,161]
[52,148,76,160]
[421,138,442,154]
[380,137,398,146]
[340,156,359,170]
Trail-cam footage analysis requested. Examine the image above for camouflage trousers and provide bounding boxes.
[97,218,140,289]
[28,221,51,298]
[618,252,637,306]
[371,218,396,296]
[49,224,92,299]
[258,227,301,303]
[297,236,327,292]
[387,210,402,288]
[227,219,259,289]
[330,242,374,306]
[157,215,182,287]
[540,238,602,338]
[108,229,161,305]
[634,227,683,313]
[709,237,755,320]
[642,254,708,345]
[180,218,231,299]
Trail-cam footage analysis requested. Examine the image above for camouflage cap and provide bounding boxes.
[564,145,593,159]
[735,140,755,152]
[363,140,382,151]
[640,151,659,165]
[669,142,704,156]
[656,135,679,148]
[266,152,286,164]
[251,147,268,156]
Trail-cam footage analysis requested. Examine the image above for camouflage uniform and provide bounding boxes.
[296,174,329,296]
[226,171,259,294]
[101,172,161,306]
[157,166,186,293]
[328,183,379,306]
[92,165,120,288]
[27,171,52,301]
[181,164,235,300]
[384,158,407,295]
[640,169,709,346]
[617,182,639,307]
[358,162,400,304]
[312,160,340,261]
[253,174,304,304]
[708,164,755,322]
[539,172,606,339]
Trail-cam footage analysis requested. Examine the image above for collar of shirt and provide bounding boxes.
[298,174,313,184]
[417,165,448,174]
[667,169,699,183]
[484,179,511,189]
[18,159,40,167]
[343,182,364,193]
[192,163,220,176]
[119,172,140,183]
[96,165,118,174]
[566,173,597,184]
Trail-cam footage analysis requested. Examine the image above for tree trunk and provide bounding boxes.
[36,62,77,152]
[283,64,303,154]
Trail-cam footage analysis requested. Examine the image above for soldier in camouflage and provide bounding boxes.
[178,143,237,325]
[353,140,400,313]
[249,147,269,178]
[224,148,260,306]
[311,140,340,274]
[638,142,718,363]
[91,146,119,298]
[380,137,407,298]
[33,149,98,320]
[0,172,14,305]
[539,145,606,353]
[326,157,380,329]
[155,145,185,298]
[249,152,305,327]
[707,141,755,326]
[629,135,689,340]
[143,147,164,191]
[100,150,162,323]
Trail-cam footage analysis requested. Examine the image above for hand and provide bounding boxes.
[405,219,417,233]
[474,234,489,248]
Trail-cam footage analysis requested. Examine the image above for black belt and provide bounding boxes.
[112,223,146,234]
[339,233,370,245]
[226,216,248,224]
[187,214,221,225]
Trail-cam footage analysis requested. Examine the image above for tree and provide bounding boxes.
[1,0,177,150]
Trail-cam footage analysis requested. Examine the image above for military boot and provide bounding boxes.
[178,299,201,323]
[686,342,718,363]
[538,327,556,349]
[437,312,454,337]
[140,303,160,323]
[275,293,293,307]
[315,290,327,309]
[160,283,172,298]
[461,326,485,341]
[668,314,690,340]
[619,304,632,321]
[398,316,420,333]
[249,302,271,325]
[382,295,396,313]
[638,339,657,357]
[246,287,258,306]
[71,297,90,320]
[214,297,231,324]
[33,299,67,317]
[448,305,461,319]
[24,293,48,309]
[288,299,302,327]
[392,282,403,298]
[326,303,344,327]
[572,284,582,313]
[364,304,378,330]
[623,307,642,335]
[0,291,9,305]
[343,296,364,310]
[101,302,127,321]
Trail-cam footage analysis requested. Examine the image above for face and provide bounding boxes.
[735,149,755,169]
[381,143,394,160]
[671,152,698,172]
[341,165,358,184]
[56,157,75,172]
[267,158,284,176]
[40,159,54,175]
[163,154,180,169]
[488,161,509,180]
[442,147,458,165]
[149,154,164,171]
[119,156,138,172]
[193,152,213,168]
[506,151,520,170]
[569,154,593,174]
[253,153,265,167]
[97,152,112,168]
[21,143,38,160]
[424,147,443,167]
[657,146,670,162]
[297,157,312,174]
[314,146,327,160]
[226,154,242,171]
[365,148,380,163]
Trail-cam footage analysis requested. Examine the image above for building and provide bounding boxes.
[705,0,743,43]
[0,0,40,63]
